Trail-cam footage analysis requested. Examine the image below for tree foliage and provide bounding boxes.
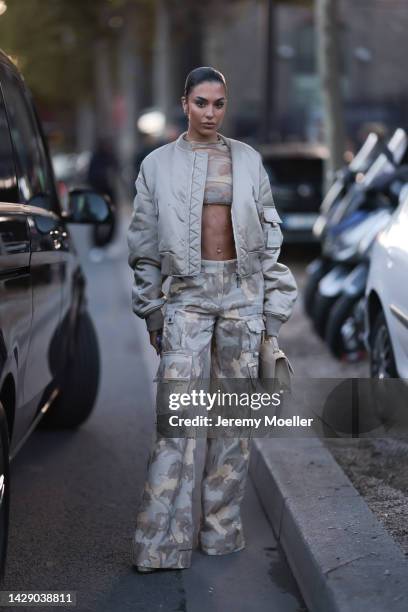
[0,0,149,106]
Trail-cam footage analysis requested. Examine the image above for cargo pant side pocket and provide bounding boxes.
[154,351,194,437]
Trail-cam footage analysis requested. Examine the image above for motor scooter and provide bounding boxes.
[310,129,408,359]
[320,208,392,360]
[304,132,383,318]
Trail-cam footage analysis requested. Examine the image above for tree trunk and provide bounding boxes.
[76,99,95,153]
[152,0,174,121]
[260,0,276,143]
[315,0,346,189]
[93,37,114,140]
[117,5,142,179]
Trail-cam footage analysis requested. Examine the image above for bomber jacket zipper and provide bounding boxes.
[230,148,241,285]
[187,151,195,274]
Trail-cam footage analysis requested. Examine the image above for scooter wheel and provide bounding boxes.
[303,260,332,319]
[325,293,363,359]
[312,291,336,338]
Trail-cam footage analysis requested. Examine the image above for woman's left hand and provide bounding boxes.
[149,330,163,355]
[263,335,279,350]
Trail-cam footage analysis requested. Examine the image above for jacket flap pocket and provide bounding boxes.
[266,225,283,248]
[154,351,192,382]
[246,318,266,333]
[264,206,282,224]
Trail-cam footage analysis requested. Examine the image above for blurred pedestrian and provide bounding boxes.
[132,133,166,200]
[87,137,118,246]
[127,66,297,572]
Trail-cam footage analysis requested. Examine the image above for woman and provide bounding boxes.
[127,67,297,572]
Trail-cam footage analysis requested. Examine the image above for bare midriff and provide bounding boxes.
[201,203,237,260]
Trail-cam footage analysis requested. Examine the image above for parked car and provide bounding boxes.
[258,142,329,243]
[365,184,408,379]
[0,51,113,577]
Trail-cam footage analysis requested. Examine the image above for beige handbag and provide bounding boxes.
[259,335,294,393]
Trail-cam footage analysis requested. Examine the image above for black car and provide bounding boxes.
[258,142,329,243]
[0,51,113,576]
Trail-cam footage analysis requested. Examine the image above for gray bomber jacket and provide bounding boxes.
[127,131,297,337]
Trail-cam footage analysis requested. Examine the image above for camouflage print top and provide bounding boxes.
[185,136,232,205]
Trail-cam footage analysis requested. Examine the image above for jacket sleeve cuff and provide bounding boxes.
[145,308,164,332]
[265,314,284,337]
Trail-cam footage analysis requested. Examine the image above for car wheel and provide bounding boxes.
[303,259,332,319]
[369,311,405,425]
[0,402,10,581]
[40,311,100,428]
[325,294,366,360]
[370,311,398,378]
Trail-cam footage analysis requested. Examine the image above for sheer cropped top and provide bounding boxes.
[187,137,233,205]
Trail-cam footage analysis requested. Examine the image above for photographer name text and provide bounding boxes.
[168,415,314,429]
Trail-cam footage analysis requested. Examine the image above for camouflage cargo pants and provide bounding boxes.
[132,259,265,569]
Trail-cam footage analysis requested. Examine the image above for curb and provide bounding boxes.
[249,437,408,612]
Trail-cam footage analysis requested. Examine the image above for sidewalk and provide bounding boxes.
[249,436,408,612]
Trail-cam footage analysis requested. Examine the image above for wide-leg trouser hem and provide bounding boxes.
[199,526,246,556]
[132,544,192,569]
[200,541,246,556]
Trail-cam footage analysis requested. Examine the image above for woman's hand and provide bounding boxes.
[149,329,163,355]
[263,335,279,351]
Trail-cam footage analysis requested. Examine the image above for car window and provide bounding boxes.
[264,158,322,184]
[1,66,59,212]
[0,76,19,204]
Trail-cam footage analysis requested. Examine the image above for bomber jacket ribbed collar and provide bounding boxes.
[175,131,231,152]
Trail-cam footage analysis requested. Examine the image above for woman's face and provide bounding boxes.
[182,80,227,141]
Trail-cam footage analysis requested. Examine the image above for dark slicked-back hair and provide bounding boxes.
[183,66,227,99]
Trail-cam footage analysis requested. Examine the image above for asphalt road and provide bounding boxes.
[2,209,307,612]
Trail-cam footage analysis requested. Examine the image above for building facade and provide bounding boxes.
[152,0,408,149]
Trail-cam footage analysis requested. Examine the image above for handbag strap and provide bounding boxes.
[261,333,295,376]
[262,333,280,353]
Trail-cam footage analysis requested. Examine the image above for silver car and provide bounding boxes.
[365,186,408,378]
